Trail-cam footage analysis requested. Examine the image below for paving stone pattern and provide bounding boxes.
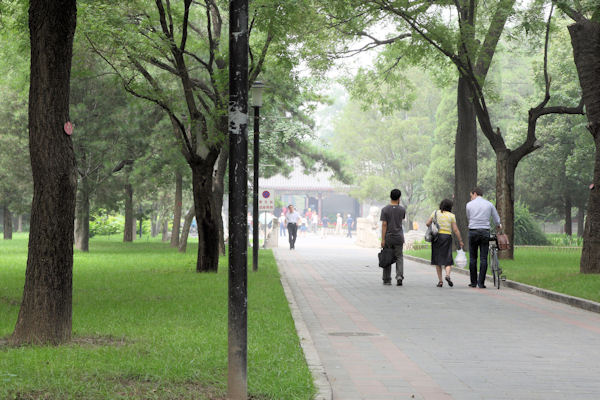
[274,235,600,400]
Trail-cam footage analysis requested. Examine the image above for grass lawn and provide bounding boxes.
[406,247,600,303]
[0,233,315,400]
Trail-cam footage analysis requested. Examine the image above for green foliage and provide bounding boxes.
[546,233,584,247]
[89,211,124,237]
[513,202,550,245]
[0,235,315,399]
[423,89,456,205]
[330,70,440,222]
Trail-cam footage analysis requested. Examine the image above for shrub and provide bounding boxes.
[89,210,124,237]
[546,233,583,247]
[513,202,550,245]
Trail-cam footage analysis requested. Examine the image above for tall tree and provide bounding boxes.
[554,0,600,272]
[321,0,516,248]
[332,70,440,224]
[83,0,346,271]
[0,87,31,240]
[11,0,77,345]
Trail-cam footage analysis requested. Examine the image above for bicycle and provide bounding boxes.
[488,234,506,289]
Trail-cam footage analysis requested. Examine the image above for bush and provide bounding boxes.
[546,233,584,247]
[513,202,550,245]
[89,211,124,237]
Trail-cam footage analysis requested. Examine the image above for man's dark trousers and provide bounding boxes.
[469,229,490,286]
[287,223,298,249]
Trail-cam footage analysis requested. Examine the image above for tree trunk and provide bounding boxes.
[161,217,169,242]
[151,213,158,237]
[454,76,478,250]
[495,150,515,259]
[17,214,23,233]
[192,163,219,272]
[214,146,228,256]
[564,195,572,236]
[11,0,77,345]
[178,206,195,253]
[123,183,134,242]
[3,205,13,240]
[577,207,585,237]
[74,179,90,252]
[170,171,183,247]
[568,20,600,273]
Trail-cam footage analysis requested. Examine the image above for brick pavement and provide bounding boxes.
[273,234,600,400]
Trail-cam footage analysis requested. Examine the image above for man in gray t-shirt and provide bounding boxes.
[380,188,406,286]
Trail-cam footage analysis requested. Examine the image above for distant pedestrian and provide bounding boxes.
[299,216,307,236]
[279,212,286,237]
[466,187,502,288]
[346,214,354,238]
[285,205,300,250]
[321,215,329,238]
[426,199,464,288]
[335,213,342,235]
[311,213,319,233]
[380,189,406,286]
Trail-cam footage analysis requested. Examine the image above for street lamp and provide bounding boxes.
[251,81,265,272]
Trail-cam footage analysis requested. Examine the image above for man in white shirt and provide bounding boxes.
[285,205,300,249]
[466,187,502,288]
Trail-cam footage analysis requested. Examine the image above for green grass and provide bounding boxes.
[0,233,315,400]
[406,247,600,303]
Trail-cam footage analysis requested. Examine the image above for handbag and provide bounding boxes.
[424,211,440,242]
[378,247,397,268]
[496,233,510,250]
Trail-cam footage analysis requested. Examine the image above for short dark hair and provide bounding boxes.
[390,189,401,200]
[439,198,453,212]
[471,187,483,196]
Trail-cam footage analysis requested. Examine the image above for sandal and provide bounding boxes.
[445,276,454,287]
[437,281,443,287]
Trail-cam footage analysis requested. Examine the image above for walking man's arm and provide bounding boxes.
[381,221,387,248]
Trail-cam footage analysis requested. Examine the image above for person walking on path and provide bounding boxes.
[286,205,301,249]
[320,215,329,238]
[346,214,354,238]
[380,189,406,286]
[466,187,502,288]
[278,212,287,237]
[426,199,464,287]
[335,213,342,235]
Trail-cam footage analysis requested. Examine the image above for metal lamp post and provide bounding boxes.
[228,0,249,397]
[251,81,265,272]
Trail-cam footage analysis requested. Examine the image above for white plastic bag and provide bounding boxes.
[455,249,467,268]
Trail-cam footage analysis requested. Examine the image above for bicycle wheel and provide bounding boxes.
[491,250,500,289]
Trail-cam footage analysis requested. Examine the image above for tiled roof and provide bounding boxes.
[260,167,348,192]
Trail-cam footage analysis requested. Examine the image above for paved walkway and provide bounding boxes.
[273,233,600,400]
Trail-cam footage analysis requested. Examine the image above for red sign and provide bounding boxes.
[262,190,270,199]
[64,121,73,136]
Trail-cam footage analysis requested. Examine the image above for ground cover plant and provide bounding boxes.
[0,234,315,399]
[406,245,600,303]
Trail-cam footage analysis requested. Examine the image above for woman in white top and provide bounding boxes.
[426,199,464,287]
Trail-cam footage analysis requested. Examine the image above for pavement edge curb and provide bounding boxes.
[404,254,600,314]
[276,251,333,400]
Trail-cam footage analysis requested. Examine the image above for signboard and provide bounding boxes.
[259,190,274,212]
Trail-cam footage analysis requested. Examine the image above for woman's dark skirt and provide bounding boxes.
[431,233,453,266]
